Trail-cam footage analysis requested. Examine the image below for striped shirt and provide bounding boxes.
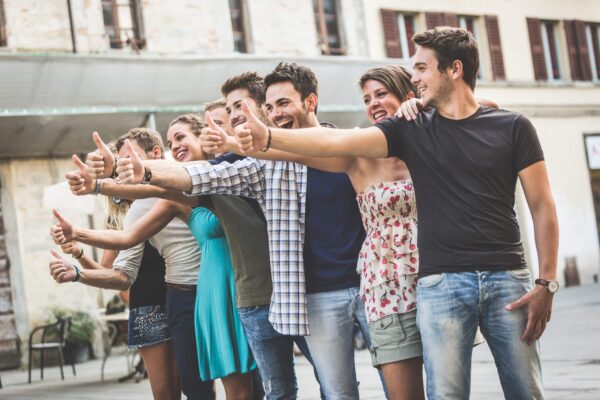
[184,158,310,336]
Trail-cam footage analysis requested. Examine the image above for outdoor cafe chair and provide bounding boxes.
[28,317,76,383]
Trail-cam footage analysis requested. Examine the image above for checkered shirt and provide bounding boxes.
[184,158,310,336]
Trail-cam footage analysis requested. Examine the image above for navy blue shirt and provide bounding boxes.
[304,168,364,293]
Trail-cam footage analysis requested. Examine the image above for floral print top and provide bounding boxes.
[356,180,418,323]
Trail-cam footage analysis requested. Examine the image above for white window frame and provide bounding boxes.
[540,21,562,81]
[586,24,599,82]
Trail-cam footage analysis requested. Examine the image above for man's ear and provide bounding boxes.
[305,93,318,113]
[151,145,162,160]
[406,91,416,100]
[450,60,463,81]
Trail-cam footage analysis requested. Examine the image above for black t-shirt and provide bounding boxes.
[376,106,544,277]
[129,241,166,308]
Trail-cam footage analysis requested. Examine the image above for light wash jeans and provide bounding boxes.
[417,270,544,400]
[304,286,387,400]
[237,304,321,400]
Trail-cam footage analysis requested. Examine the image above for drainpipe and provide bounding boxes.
[66,0,77,53]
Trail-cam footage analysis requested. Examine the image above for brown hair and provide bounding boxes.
[265,62,319,101]
[413,26,479,91]
[204,98,227,113]
[115,128,165,158]
[220,72,266,105]
[359,65,417,101]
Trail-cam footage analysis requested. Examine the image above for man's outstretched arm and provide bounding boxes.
[237,102,389,159]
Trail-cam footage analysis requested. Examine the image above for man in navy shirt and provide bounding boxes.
[235,29,558,400]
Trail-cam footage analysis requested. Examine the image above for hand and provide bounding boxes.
[67,155,96,195]
[60,241,81,256]
[86,132,116,178]
[115,139,144,184]
[505,285,554,345]
[235,101,269,153]
[396,98,424,121]
[50,209,75,244]
[49,250,77,283]
[200,112,232,154]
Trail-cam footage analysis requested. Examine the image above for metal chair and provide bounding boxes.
[28,317,76,383]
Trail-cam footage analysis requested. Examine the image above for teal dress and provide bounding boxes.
[187,207,256,380]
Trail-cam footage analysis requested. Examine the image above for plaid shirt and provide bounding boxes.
[184,158,310,336]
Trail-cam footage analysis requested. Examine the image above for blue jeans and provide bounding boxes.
[304,287,386,400]
[238,304,319,400]
[166,287,214,400]
[417,270,544,400]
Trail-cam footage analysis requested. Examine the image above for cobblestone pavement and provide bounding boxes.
[1,284,598,399]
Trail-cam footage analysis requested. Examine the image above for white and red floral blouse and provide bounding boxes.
[356,180,419,323]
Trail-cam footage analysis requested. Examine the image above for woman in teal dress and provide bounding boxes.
[188,203,256,381]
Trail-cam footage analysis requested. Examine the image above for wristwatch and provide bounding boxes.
[535,278,559,293]
[141,166,152,185]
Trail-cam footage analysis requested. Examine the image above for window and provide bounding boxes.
[314,0,345,55]
[527,18,563,81]
[101,0,145,50]
[0,0,7,47]
[229,0,247,53]
[380,10,415,59]
[587,24,600,81]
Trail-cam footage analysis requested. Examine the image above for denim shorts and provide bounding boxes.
[368,310,422,367]
[128,305,171,349]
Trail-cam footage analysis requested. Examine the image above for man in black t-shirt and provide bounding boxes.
[237,27,558,399]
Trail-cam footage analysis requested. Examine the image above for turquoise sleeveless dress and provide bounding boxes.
[187,207,256,380]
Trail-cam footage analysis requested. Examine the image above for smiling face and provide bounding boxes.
[167,123,206,162]
[264,81,314,129]
[411,46,453,108]
[225,88,267,129]
[362,79,404,124]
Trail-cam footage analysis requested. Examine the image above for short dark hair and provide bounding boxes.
[265,62,318,101]
[220,72,266,105]
[115,127,164,158]
[413,26,479,91]
[359,65,417,101]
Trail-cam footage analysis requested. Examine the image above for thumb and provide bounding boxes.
[52,209,65,223]
[92,131,107,151]
[241,101,261,125]
[72,154,87,171]
[123,140,139,160]
[505,293,528,311]
[205,111,221,131]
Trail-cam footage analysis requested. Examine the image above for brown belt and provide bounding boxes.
[166,282,197,293]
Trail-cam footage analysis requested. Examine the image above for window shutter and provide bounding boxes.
[564,20,582,80]
[129,0,145,49]
[526,18,548,80]
[574,20,592,80]
[485,15,506,80]
[443,13,459,27]
[425,12,445,29]
[381,9,401,58]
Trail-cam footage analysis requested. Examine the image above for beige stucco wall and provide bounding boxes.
[0,158,116,363]
[362,0,600,81]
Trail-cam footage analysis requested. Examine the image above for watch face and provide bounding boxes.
[548,281,559,293]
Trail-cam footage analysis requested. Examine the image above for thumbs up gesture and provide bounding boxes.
[66,154,97,195]
[235,101,270,153]
[115,139,144,184]
[86,132,116,178]
[201,111,241,155]
[50,209,75,244]
[49,250,77,283]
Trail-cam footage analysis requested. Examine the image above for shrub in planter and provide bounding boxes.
[45,307,98,364]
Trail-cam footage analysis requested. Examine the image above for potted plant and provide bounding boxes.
[46,307,98,364]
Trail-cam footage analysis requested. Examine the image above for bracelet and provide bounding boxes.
[73,248,84,260]
[72,264,81,282]
[260,127,272,152]
[93,179,103,195]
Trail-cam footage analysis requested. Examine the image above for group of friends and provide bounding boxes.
[47,26,559,400]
